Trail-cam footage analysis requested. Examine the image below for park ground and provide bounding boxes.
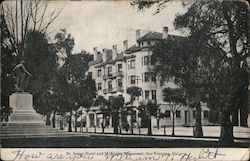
[1,126,249,148]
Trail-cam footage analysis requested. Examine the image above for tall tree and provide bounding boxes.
[94,95,110,133]
[138,100,158,135]
[20,30,58,126]
[23,30,58,94]
[54,31,96,132]
[173,0,249,146]
[1,14,16,108]
[133,0,249,145]
[151,37,220,137]
[1,0,61,58]
[110,96,125,134]
[163,88,185,136]
[80,73,96,132]
[126,86,142,134]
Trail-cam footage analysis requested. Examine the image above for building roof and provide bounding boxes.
[137,32,162,42]
[89,31,187,66]
[125,45,142,54]
[89,51,126,68]
[125,32,187,54]
[137,31,187,43]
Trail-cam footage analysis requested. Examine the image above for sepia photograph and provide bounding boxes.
[0,0,249,160]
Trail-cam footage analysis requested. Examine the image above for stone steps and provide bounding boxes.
[0,130,64,134]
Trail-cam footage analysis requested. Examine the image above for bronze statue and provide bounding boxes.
[13,61,32,92]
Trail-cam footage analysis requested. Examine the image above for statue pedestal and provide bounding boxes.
[0,93,64,137]
[9,92,44,124]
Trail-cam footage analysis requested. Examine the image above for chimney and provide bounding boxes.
[136,29,141,40]
[112,45,117,60]
[162,26,168,39]
[93,47,98,60]
[123,40,128,51]
[102,48,107,62]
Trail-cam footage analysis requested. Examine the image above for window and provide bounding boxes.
[97,83,102,90]
[152,90,156,100]
[107,66,112,76]
[117,79,123,87]
[130,75,136,85]
[144,56,149,66]
[117,64,122,72]
[130,59,135,69]
[144,72,150,82]
[145,90,150,99]
[97,69,102,77]
[165,110,170,117]
[108,81,112,90]
[203,111,209,118]
[147,41,151,46]
[176,111,181,118]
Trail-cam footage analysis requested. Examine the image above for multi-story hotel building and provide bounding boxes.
[87,27,211,128]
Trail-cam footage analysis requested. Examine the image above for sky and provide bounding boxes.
[46,1,187,54]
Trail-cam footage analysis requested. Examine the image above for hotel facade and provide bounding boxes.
[87,27,211,129]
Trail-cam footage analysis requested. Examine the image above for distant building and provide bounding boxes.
[87,27,211,128]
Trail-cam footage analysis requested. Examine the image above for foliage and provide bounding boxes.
[0,106,13,122]
[126,86,142,134]
[163,88,185,135]
[55,29,75,56]
[151,37,221,137]
[95,95,124,133]
[110,96,125,134]
[111,96,125,111]
[134,0,249,145]
[126,86,142,98]
[1,14,16,107]
[139,101,158,118]
[174,0,249,145]
[163,88,186,107]
[53,31,96,131]
[23,30,58,94]
[138,100,158,135]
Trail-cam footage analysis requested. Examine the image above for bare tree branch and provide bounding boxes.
[2,0,62,57]
[37,3,48,31]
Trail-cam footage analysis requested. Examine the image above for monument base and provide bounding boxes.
[0,92,65,136]
[8,92,44,125]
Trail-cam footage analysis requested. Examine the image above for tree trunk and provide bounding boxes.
[194,102,203,137]
[148,116,152,136]
[60,115,64,130]
[119,111,122,134]
[52,111,56,128]
[172,112,175,136]
[86,112,88,132]
[45,114,51,126]
[219,111,234,146]
[113,111,119,134]
[74,112,78,132]
[68,111,72,132]
[130,109,134,134]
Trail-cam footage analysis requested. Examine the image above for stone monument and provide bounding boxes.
[8,61,44,125]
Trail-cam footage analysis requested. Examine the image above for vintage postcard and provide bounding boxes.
[1,0,249,161]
